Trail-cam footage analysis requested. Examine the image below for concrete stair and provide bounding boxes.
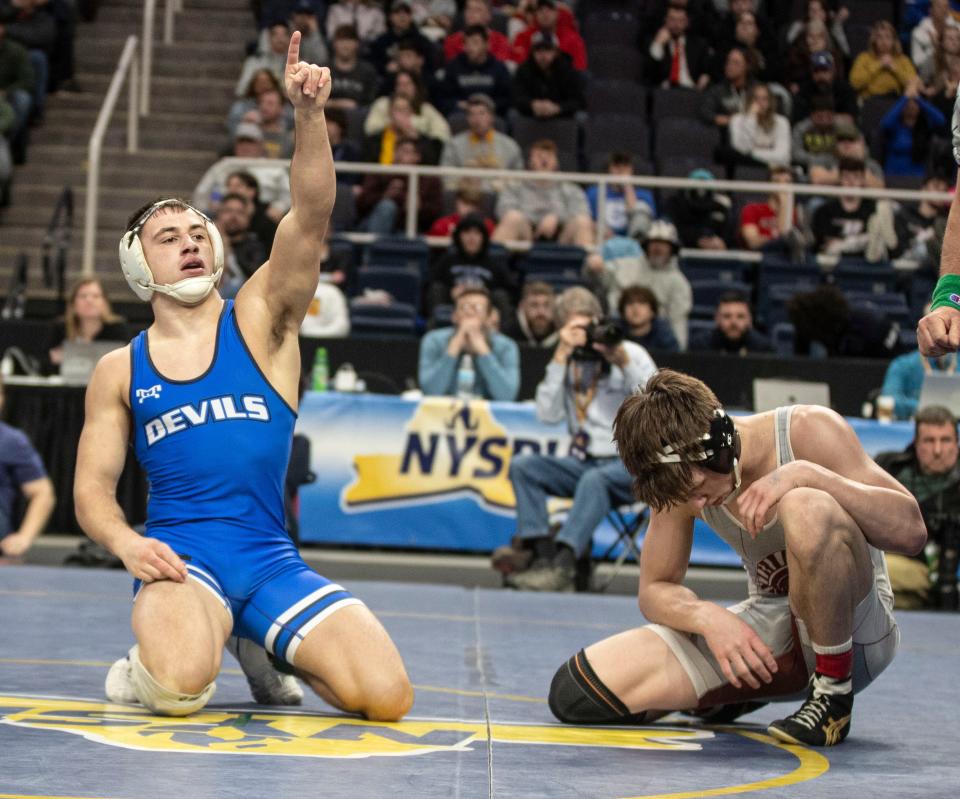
[0,0,254,299]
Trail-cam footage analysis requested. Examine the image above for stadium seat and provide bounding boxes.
[583,13,640,50]
[523,272,584,292]
[679,255,750,284]
[831,261,900,295]
[687,318,715,343]
[329,182,356,232]
[690,279,752,319]
[349,301,418,337]
[584,114,651,163]
[654,118,720,161]
[509,114,579,171]
[517,243,587,276]
[585,80,647,117]
[650,87,704,121]
[771,322,796,357]
[356,266,421,310]
[366,236,431,276]
[588,45,643,82]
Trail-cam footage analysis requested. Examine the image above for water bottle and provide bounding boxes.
[456,353,475,400]
[312,346,329,392]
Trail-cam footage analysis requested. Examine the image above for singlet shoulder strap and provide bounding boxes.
[774,406,796,467]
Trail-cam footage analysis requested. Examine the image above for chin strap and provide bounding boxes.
[144,268,223,306]
[720,459,742,506]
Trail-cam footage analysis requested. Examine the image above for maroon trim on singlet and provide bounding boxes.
[694,617,810,710]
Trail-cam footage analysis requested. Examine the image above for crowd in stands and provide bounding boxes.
[0,0,80,205]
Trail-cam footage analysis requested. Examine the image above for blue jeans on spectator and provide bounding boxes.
[6,89,32,139]
[360,198,398,235]
[509,453,634,558]
[27,50,49,118]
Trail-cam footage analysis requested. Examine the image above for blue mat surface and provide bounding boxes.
[0,565,957,798]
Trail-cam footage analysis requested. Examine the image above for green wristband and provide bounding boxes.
[930,275,960,311]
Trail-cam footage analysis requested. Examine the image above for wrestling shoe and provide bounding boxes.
[226,637,304,706]
[105,649,139,705]
[690,700,768,724]
[767,676,852,747]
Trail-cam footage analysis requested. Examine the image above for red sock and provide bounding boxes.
[812,639,853,681]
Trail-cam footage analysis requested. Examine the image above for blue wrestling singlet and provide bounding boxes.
[129,300,361,665]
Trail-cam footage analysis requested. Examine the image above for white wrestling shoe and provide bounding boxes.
[225,637,304,706]
[104,649,139,705]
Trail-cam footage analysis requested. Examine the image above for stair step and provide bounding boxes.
[80,19,255,43]
[33,125,227,152]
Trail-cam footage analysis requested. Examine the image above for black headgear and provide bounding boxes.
[657,409,741,474]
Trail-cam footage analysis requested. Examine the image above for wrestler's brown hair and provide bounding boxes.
[613,369,720,511]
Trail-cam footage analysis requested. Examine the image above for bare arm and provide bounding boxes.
[239,31,335,337]
[0,476,55,557]
[639,507,778,689]
[74,349,187,583]
[737,406,926,555]
[918,171,960,355]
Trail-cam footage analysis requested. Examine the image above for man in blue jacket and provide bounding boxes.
[418,287,520,401]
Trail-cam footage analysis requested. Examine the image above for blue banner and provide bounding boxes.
[297,393,915,565]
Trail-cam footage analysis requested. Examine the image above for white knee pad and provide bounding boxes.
[129,644,216,717]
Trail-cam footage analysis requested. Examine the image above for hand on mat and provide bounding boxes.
[918,306,960,357]
[119,536,188,584]
[285,31,331,110]
[702,606,778,691]
[735,461,809,538]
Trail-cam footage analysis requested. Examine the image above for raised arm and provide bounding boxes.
[74,350,187,584]
[239,31,336,336]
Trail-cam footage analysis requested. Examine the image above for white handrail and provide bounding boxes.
[141,0,155,115]
[82,36,140,278]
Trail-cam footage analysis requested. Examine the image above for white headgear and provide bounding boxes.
[118,199,224,306]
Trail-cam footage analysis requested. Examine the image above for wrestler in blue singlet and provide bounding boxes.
[129,300,361,665]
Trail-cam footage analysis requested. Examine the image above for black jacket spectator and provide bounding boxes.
[512,49,583,118]
[690,326,773,355]
[438,51,513,117]
[788,285,901,359]
[428,214,514,316]
[665,182,735,249]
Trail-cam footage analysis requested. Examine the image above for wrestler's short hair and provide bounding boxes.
[614,368,720,511]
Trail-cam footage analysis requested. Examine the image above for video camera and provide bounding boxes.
[571,318,624,362]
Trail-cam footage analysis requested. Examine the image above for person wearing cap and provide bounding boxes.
[512,0,586,71]
[790,49,858,124]
[546,367,921,747]
[325,0,385,46]
[645,1,711,90]
[880,80,946,177]
[850,20,917,100]
[583,219,692,350]
[665,168,735,251]
[791,92,840,174]
[436,25,512,116]
[368,0,437,74]
[493,139,592,247]
[785,18,844,95]
[192,124,292,223]
[443,0,511,63]
[439,93,522,190]
[326,24,379,109]
[512,30,583,119]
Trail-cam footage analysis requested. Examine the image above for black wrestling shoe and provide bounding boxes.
[767,677,852,747]
[691,700,769,723]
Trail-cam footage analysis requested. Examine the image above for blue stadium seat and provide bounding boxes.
[518,243,587,276]
[365,236,431,276]
[523,271,584,292]
[680,255,750,284]
[755,255,821,325]
[831,261,900,295]
[349,301,418,337]
[356,266,421,310]
[687,318,715,345]
[689,279,752,320]
[771,322,795,357]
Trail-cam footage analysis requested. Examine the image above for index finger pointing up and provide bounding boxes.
[287,30,302,66]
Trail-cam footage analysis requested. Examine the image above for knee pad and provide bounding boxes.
[548,649,648,725]
[129,644,216,717]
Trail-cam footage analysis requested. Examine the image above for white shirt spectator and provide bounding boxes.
[729,112,791,167]
[300,280,350,338]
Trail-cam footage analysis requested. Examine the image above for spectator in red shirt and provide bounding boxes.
[428,185,496,237]
[512,0,586,71]
[444,0,511,63]
[738,164,805,256]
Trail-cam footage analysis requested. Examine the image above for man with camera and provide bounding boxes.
[494,287,657,592]
[876,405,960,610]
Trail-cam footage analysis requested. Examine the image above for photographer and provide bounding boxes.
[876,405,960,610]
[494,288,657,592]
